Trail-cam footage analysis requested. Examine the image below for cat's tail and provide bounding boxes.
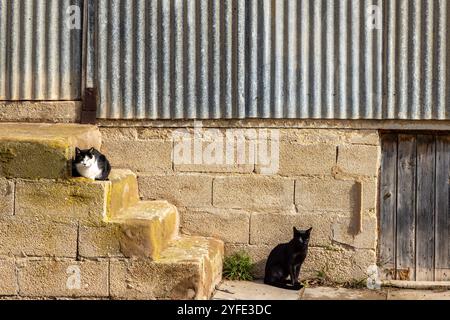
[263,279,303,291]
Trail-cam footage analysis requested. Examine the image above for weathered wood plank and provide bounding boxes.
[379,134,398,279]
[435,136,450,281]
[416,135,435,281]
[435,269,450,281]
[396,134,416,281]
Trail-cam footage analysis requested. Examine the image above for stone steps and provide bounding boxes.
[13,168,138,226]
[0,123,223,300]
[0,123,101,179]
[109,200,179,260]
[110,236,223,300]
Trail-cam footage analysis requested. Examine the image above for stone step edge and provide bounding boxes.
[109,236,224,300]
[106,200,180,259]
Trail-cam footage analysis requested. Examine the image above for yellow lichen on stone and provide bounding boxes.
[105,169,139,219]
[109,201,179,260]
[0,123,101,179]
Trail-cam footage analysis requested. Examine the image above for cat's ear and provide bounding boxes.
[75,147,81,155]
[305,227,313,235]
[89,147,95,154]
[293,227,300,236]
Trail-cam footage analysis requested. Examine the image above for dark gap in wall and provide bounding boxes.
[335,145,339,164]
[76,222,80,261]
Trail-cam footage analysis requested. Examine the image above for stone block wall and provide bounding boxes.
[101,126,381,283]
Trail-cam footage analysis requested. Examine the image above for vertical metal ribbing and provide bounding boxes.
[0,0,6,97]
[122,0,133,119]
[173,0,184,119]
[324,0,335,118]
[363,0,373,119]
[236,0,246,118]
[147,0,158,119]
[385,0,396,119]
[350,0,360,119]
[33,0,46,100]
[97,0,108,118]
[108,0,121,118]
[46,0,59,99]
[248,0,258,118]
[435,0,448,119]
[199,0,210,119]
[85,0,96,89]
[299,0,310,118]
[410,0,421,120]
[311,0,322,118]
[421,0,433,119]
[273,0,284,118]
[186,0,196,118]
[134,0,146,118]
[161,0,171,119]
[71,0,82,100]
[223,0,233,118]
[261,0,271,118]
[211,0,221,118]
[59,0,71,98]
[286,0,298,118]
[337,0,348,118]
[20,0,33,98]
[89,0,449,120]
[397,0,408,119]
[7,0,20,99]
[373,0,383,119]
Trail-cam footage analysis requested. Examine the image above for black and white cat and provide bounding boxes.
[264,227,312,290]
[73,147,111,181]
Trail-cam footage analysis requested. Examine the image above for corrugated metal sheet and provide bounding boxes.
[0,0,83,100]
[385,0,449,120]
[1,0,448,119]
[94,0,386,119]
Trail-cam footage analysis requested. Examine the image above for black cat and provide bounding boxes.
[73,147,111,181]
[264,227,312,290]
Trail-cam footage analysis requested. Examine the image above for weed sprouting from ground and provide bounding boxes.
[223,251,254,281]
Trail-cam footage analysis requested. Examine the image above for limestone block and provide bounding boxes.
[0,258,17,295]
[0,179,14,218]
[0,219,77,257]
[181,207,250,244]
[0,123,101,179]
[110,237,223,300]
[110,201,179,259]
[139,174,213,207]
[213,176,294,210]
[17,258,109,298]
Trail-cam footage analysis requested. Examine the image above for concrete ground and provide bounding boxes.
[213,281,450,300]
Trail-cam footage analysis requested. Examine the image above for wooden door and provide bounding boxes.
[379,133,450,281]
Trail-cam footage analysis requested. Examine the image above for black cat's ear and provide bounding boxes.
[305,227,313,235]
[75,147,81,154]
[89,147,95,154]
[293,227,300,236]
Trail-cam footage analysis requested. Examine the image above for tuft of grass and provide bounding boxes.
[223,251,254,281]
[302,264,370,289]
[340,278,368,289]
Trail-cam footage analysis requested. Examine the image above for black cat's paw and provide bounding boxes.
[292,282,304,290]
[287,281,303,290]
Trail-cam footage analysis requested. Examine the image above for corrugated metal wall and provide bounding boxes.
[94,0,376,119]
[385,0,448,120]
[1,1,448,119]
[0,0,83,100]
[92,0,448,120]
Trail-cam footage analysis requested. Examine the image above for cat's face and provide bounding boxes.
[75,147,96,167]
[293,227,312,247]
